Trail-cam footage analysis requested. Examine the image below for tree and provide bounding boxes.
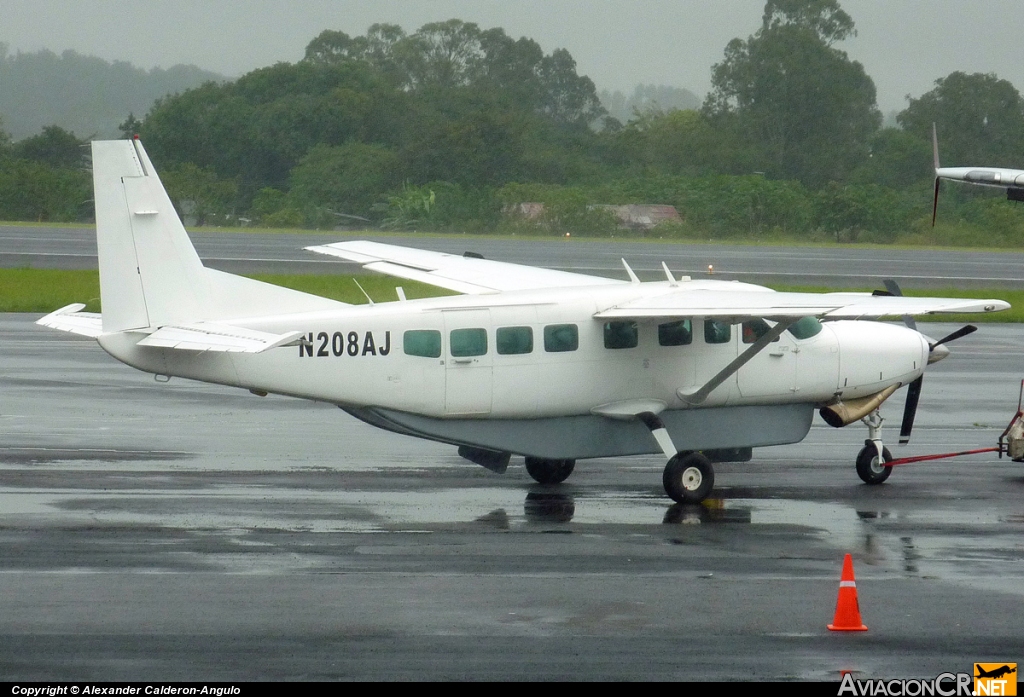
[898,72,1024,168]
[0,115,11,158]
[158,162,238,225]
[289,142,400,219]
[704,0,880,184]
[12,125,87,168]
[119,112,143,139]
[761,0,855,44]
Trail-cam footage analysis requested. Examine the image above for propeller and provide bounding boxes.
[898,326,976,444]
[929,324,977,349]
[882,279,977,444]
[899,376,924,445]
[932,122,942,227]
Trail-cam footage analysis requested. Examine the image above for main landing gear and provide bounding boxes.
[856,409,893,485]
[636,412,717,504]
[662,451,715,504]
[524,456,576,484]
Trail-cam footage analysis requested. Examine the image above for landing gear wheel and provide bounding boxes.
[662,452,715,504]
[524,457,576,484]
[856,444,893,485]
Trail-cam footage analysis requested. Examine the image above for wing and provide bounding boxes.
[305,240,624,294]
[595,288,1010,321]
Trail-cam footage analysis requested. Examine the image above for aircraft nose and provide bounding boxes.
[927,339,950,364]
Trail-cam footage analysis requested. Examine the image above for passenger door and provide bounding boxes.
[443,310,493,415]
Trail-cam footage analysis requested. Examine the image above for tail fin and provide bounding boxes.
[94,139,212,332]
[92,139,343,333]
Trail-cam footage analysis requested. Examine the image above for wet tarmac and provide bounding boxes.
[2,313,1024,680]
[5,224,1024,288]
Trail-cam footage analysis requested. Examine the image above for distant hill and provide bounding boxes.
[599,84,702,124]
[0,44,226,141]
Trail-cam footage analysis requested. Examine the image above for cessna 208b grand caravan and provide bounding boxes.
[38,139,1010,504]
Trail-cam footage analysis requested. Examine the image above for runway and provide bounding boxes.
[2,313,1023,680]
[4,223,1024,288]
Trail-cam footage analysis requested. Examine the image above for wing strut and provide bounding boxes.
[678,319,796,405]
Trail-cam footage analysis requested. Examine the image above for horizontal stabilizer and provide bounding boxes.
[306,240,623,294]
[136,323,306,353]
[36,304,104,337]
[596,289,1010,321]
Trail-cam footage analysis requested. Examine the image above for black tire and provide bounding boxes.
[662,452,715,504]
[524,457,576,484]
[856,444,893,485]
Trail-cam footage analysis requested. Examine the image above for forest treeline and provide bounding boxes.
[3,0,1024,247]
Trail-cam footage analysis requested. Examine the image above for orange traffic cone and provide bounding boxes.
[828,553,868,631]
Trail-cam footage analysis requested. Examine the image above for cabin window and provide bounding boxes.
[787,316,823,339]
[403,329,441,358]
[544,324,579,352]
[742,318,778,344]
[450,328,488,357]
[658,319,692,346]
[704,319,731,344]
[603,320,638,349]
[496,326,533,355]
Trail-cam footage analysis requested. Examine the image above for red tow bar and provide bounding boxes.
[885,447,1001,467]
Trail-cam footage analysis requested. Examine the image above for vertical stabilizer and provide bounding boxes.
[93,139,208,332]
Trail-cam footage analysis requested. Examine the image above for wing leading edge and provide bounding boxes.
[595,289,1010,321]
[306,240,624,294]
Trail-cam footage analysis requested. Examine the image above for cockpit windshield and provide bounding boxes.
[787,316,823,339]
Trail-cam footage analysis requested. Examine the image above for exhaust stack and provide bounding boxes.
[819,385,899,428]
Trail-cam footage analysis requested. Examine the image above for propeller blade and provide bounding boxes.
[882,279,917,331]
[899,376,924,445]
[932,177,941,227]
[930,324,977,350]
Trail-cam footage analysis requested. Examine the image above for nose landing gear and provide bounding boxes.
[856,409,893,484]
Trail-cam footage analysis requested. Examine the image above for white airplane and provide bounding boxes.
[932,123,1024,224]
[38,139,1010,504]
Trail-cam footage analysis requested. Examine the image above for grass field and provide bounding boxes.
[2,268,1021,322]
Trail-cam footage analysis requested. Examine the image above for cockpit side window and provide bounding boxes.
[704,319,731,344]
[742,318,778,344]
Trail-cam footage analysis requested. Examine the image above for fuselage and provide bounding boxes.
[97,279,931,421]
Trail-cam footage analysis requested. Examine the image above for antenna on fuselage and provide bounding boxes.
[621,258,640,284]
[661,262,678,287]
[353,279,375,306]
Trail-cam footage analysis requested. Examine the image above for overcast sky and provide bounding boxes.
[2,0,1022,114]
